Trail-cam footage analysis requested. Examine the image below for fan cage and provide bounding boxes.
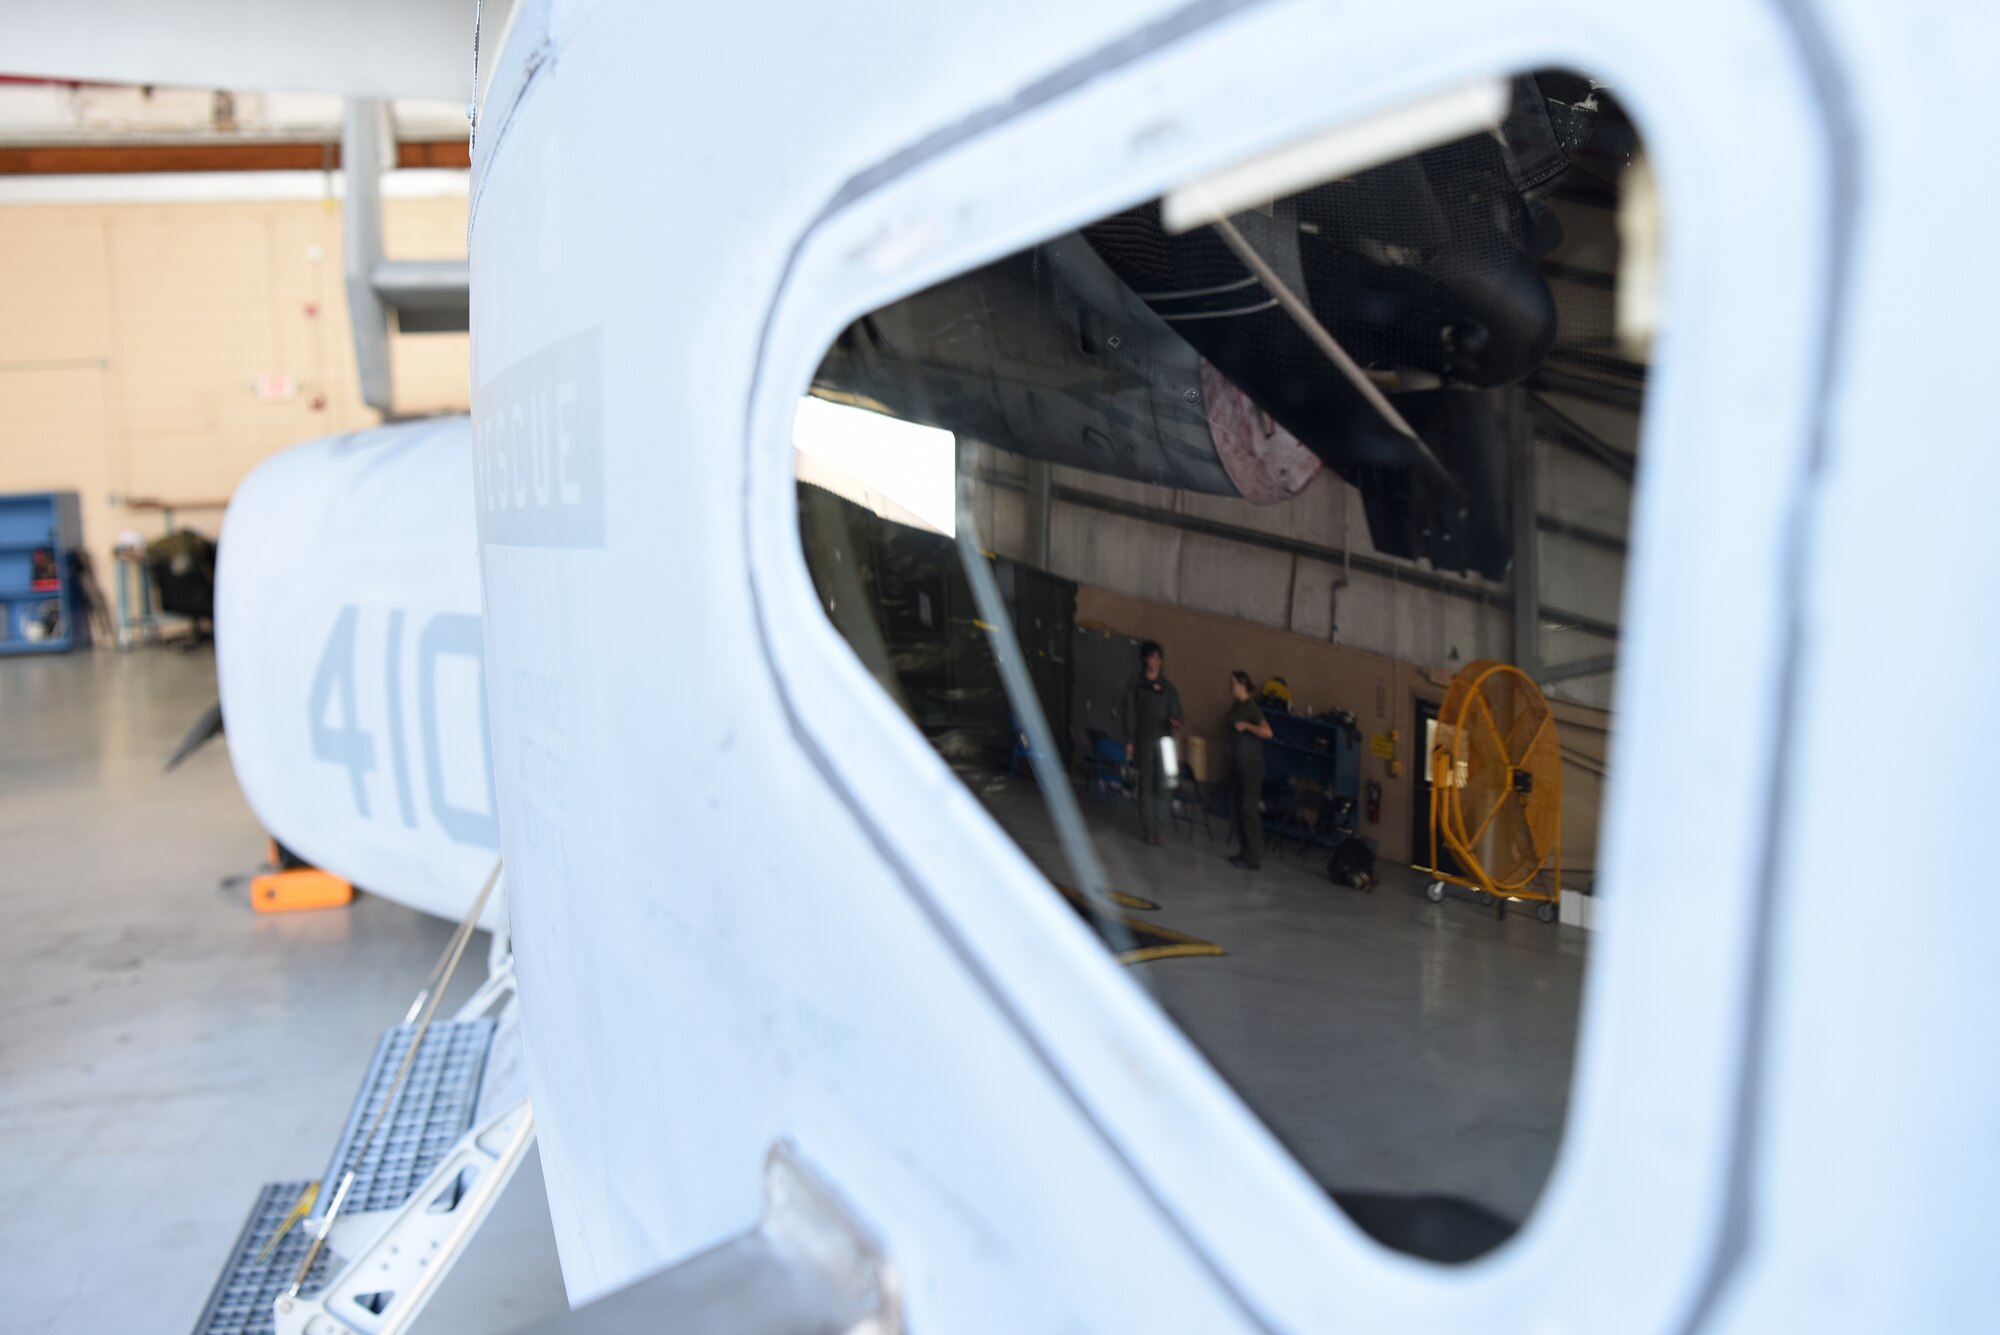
[1425,660,1564,905]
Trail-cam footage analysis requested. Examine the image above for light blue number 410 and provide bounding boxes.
[309,604,377,816]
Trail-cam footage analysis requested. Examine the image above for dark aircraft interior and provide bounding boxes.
[815,72,1642,581]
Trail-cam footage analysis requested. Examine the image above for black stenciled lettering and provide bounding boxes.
[493,412,510,511]
[474,330,602,547]
[558,380,580,505]
[532,390,553,505]
[510,402,529,510]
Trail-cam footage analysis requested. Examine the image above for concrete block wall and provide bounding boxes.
[0,185,470,593]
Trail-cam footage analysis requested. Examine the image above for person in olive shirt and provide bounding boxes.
[1119,641,1184,846]
[1226,670,1275,870]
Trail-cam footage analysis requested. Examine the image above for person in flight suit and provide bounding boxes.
[1226,670,1275,870]
[1119,640,1184,846]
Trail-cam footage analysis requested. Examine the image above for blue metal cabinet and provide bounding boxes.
[1259,708,1364,850]
[0,492,85,654]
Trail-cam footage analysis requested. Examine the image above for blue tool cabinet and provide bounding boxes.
[1260,708,1365,849]
[0,491,85,654]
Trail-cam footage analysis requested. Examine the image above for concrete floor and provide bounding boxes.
[0,648,568,1334]
[974,769,1589,1226]
[0,645,1587,1330]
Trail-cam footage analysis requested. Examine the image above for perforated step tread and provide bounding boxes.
[190,1180,331,1335]
[316,1017,495,1217]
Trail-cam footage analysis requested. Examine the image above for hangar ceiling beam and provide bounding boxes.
[1536,515,1626,555]
[1538,654,1619,685]
[1530,368,1646,413]
[0,141,471,176]
[1528,391,1637,479]
[976,470,1623,644]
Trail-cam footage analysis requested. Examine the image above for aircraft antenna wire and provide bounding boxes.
[468,0,483,149]
[951,469,1145,967]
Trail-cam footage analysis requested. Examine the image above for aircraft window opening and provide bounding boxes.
[793,68,1650,1263]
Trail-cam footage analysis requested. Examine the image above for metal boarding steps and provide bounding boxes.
[192,958,532,1335]
[190,1182,336,1335]
[189,851,898,1335]
[319,1020,496,1220]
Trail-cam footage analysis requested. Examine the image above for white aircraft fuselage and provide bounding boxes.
[448,0,2000,1331]
[171,0,2000,1326]
[217,416,504,929]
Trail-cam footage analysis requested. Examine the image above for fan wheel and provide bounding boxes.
[1430,660,1563,904]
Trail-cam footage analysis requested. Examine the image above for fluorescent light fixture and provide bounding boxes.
[1162,79,1510,234]
[794,396,957,536]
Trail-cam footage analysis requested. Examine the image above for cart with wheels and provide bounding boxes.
[1420,660,1563,924]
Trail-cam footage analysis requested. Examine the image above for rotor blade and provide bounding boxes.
[7,0,500,102]
[164,701,224,773]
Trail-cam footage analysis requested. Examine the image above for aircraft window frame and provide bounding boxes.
[742,4,1840,1328]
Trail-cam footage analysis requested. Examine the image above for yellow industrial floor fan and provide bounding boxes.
[1423,660,1564,923]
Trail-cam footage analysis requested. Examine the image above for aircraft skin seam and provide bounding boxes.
[738,3,1284,1331]
[1673,0,1862,1330]
[814,0,1269,225]
[468,32,558,236]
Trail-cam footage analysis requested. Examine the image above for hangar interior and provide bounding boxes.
[0,84,571,1333]
[0,55,1654,1332]
[792,68,1647,1258]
